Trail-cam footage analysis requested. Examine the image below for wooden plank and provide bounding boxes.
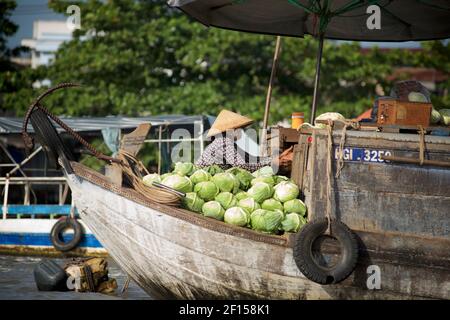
[304,130,450,239]
[291,134,310,193]
[105,123,152,186]
[120,123,151,156]
[278,127,301,144]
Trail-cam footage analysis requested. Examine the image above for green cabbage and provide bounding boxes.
[283,199,307,216]
[408,91,428,103]
[202,201,225,221]
[215,192,237,210]
[275,175,289,184]
[261,198,284,212]
[252,166,274,177]
[173,162,195,176]
[142,173,160,187]
[182,192,204,213]
[250,209,283,233]
[251,175,276,187]
[224,207,249,227]
[247,182,273,203]
[212,172,240,193]
[190,169,211,184]
[204,165,224,176]
[162,174,193,193]
[194,181,219,201]
[273,181,299,202]
[160,173,172,180]
[227,167,254,190]
[431,108,442,124]
[281,213,306,233]
[440,109,450,126]
[274,209,284,217]
[235,191,249,201]
[238,197,260,213]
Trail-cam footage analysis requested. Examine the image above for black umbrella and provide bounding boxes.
[168,0,450,123]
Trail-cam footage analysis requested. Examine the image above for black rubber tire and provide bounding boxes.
[50,217,82,252]
[29,109,74,172]
[293,218,359,285]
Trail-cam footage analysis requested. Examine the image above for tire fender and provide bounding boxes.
[50,217,83,252]
[293,218,359,285]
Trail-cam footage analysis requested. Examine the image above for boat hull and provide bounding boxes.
[0,218,106,257]
[67,164,449,299]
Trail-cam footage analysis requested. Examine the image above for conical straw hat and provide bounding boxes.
[207,109,254,137]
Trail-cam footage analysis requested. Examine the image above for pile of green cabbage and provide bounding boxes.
[143,163,307,234]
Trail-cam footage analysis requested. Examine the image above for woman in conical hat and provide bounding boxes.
[196,109,293,172]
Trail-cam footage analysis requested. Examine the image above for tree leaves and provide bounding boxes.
[1,0,449,120]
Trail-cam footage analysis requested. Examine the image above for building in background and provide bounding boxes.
[21,20,72,68]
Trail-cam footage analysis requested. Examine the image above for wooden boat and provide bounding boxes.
[27,103,450,299]
[0,216,105,257]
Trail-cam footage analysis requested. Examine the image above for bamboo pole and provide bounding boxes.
[262,36,282,130]
[310,33,324,124]
[382,155,450,168]
[261,36,282,156]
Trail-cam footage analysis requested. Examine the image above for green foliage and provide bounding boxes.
[78,138,111,171]
[1,0,449,122]
[0,0,35,112]
[0,0,18,60]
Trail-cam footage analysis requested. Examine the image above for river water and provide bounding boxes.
[0,255,151,300]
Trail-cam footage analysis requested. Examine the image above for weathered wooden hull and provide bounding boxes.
[66,161,449,300]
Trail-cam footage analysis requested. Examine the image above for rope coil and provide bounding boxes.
[117,150,181,206]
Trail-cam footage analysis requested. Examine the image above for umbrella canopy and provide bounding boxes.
[169,0,450,41]
[168,0,450,123]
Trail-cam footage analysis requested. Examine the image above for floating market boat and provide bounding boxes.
[0,215,105,257]
[18,0,450,298]
[24,88,449,299]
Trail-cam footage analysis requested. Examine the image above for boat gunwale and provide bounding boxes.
[69,161,289,247]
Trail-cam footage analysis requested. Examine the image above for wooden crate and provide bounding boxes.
[377,99,432,127]
[266,127,300,149]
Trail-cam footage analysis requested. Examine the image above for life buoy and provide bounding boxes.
[50,217,82,252]
[293,218,359,285]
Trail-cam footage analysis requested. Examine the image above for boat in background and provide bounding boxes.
[0,204,106,257]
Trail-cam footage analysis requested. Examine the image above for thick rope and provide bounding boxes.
[116,150,181,206]
[325,120,334,235]
[22,84,120,164]
[335,124,348,178]
[418,126,426,166]
[333,119,360,178]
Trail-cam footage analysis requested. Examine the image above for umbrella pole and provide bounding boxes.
[261,36,281,157]
[263,36,282,130]
[310,34,324,124]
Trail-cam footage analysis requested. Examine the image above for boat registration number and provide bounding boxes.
[334,147,392,163]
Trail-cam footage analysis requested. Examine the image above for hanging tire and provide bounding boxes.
[293,218,359,285]
[50,217,82,252]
